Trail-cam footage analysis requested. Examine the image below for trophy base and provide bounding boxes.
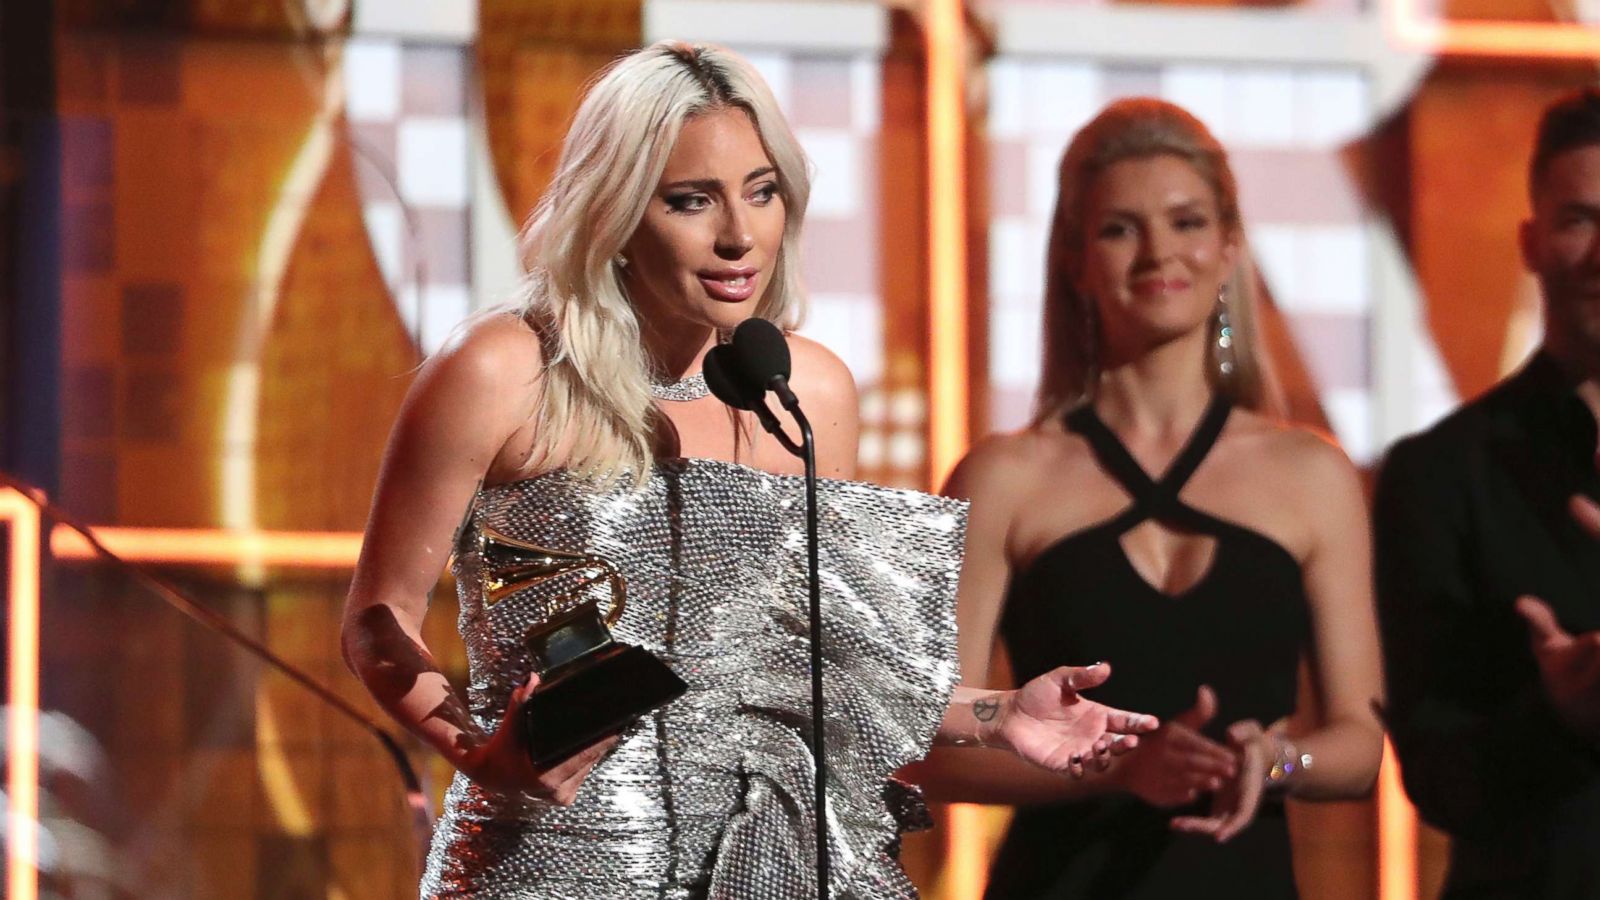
[519,643,689,766]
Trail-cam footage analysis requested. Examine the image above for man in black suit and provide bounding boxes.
[1376,88,1600,898]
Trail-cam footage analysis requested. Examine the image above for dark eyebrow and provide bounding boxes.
[662,167,776,193]
[662,178,724,192]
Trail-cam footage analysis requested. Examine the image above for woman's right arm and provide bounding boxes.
[341,314,613,802]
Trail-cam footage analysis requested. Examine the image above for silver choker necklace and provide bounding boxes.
[650,371,710,402]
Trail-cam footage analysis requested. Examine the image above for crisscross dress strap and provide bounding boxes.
[1064,397,1234,532]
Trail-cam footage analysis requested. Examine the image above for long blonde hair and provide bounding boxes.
[1034,98,1275,423]
[517,41,811,482]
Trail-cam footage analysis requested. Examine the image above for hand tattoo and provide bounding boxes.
[973,697,1000,722]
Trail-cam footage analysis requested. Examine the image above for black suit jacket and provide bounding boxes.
[1375,353,1600,899]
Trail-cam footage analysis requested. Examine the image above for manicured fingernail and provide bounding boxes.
[1069,754,1082,766]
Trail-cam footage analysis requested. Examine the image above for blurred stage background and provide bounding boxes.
[1,0,1597,897]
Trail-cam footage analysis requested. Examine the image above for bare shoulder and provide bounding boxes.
[784,332,859,420]
[431,308,543,385]
[1227,410,1364,500]
[943,425,1065,502]
[785,332,858,396]
[410,309,545,436]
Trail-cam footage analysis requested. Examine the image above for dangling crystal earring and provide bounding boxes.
[1215,285,1237,379]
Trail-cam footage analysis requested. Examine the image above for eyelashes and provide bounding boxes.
[665,194,711,213]
[1094,215,1213,240]
[662,182,781,215]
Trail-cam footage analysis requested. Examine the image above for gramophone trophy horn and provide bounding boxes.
[479,527,687,765]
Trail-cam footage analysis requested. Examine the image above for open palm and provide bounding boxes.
[997,664,1158,775]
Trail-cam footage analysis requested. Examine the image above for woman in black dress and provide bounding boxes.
[907,99,1384,898]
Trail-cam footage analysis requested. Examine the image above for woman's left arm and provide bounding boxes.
[1174,437,1384,840]
[1279,438,1386,799]
[937,665,1157,778]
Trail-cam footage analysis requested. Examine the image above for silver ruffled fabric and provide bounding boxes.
[421,458,966,899]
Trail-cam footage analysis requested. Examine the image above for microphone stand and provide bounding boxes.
[746,386,826,900]
[703,338,828,900]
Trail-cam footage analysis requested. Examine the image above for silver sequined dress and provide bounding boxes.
[421,458,967,899]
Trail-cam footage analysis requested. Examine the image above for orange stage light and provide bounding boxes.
[1387,0,1600,60]
[926,0,970,489]
[943,803,994,900]
[2,489,42,900]
[1378,739,1419,900]
[925,4,985,894]
[48,525,364,568]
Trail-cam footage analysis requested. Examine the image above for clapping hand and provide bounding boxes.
[1170,718,1276,844]
[1569,492,1600,540]
[1109,685,1239,808]
[1515,596,1600,742]
[1510,484,1600,743]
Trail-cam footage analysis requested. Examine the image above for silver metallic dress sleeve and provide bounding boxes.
[420,459,966,899]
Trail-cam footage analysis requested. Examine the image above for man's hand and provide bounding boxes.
[1569,493,1600,540]
[1515,596,1600,743]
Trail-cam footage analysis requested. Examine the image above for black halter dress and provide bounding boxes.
[984,398,1311,900]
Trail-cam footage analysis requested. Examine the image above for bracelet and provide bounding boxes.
[1264,734,1312,795]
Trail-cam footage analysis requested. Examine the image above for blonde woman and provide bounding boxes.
[341,43,1154,898]
[907,99,1384,898]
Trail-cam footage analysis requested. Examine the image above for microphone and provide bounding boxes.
[727,319,800,411]
[702,344,764,411]
[703,345,802,457]
[704,319,828,900]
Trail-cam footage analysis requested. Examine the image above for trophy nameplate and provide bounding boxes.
[480,527,688,766]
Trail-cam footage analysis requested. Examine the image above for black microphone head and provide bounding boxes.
[730,318,791,387]
[702,345,763,411]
